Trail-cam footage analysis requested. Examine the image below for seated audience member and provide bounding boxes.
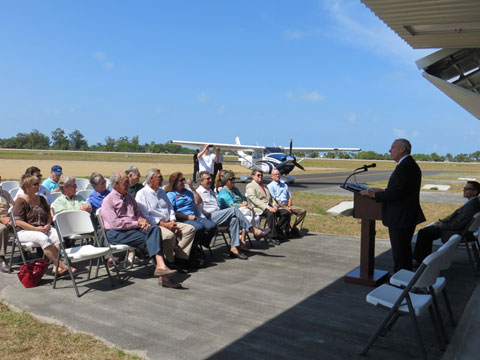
[0,177,14,272]
[196,171,269,259]
[13,174,72,275]
[42,165,63,193]
[413,181,480,263]
[213,147,223,183]
[136,168,196,269]
[125,166,143,197]
[15,167,54,204]
[101,172,180,288]
[246,170,291,244]
[215,169,227,193]
[51,176,92,215]
[267,168,307,238]
[88,172,110,214]
[165,172,216,250]
[217,170,260,227]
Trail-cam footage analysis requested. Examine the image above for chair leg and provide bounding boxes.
[221,231,230,249]
[442,288,456,327]
[472,242,480,271]
[428,306,446,351]
[246,232,254,248]
[361,307,400,356]
[430,287,449,345]
[8,240,17,274]
[464,240,478,275]
[380,312,400,336]
[406,295,428,360]
[102,257,115,288]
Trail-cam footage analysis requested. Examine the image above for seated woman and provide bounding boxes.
[88,172,110,214]
[165,172,216,248]
[217,170,265,248]
[214,169,227,194]
[51,176,92,215]
[13,174,73,275]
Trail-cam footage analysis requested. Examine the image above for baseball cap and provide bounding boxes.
[51,165,63,175]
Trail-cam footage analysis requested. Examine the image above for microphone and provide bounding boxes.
[355,163,376,171]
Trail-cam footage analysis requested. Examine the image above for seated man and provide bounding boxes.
[0,177,14,272]
[15,167,55,204]
[125,166,144,197]
[267,168,306,238]
[196,171,269,259]
[414,181,480,263]
[136,168,196,270]
[51,176,92,215]
[101,172,180,288]
[42,165,63,193]
[246,170,291,244]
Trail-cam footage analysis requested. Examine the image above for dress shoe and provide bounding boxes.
[0,261,10,273]
[267,237,280,245]
[254,228,271,241]
[290,228,302,238]
[153,267,177,277]
[158,276,182,288]
[229,250,248,260]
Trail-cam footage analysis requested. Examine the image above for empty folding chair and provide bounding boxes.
[53,210,117,297]
[7,208,44,273]
[458,212,480,275]
[0,181,20,193]
[361,246,449,359]
[390,234,462,334]
[75,178,90,191]
[76,189,93,201]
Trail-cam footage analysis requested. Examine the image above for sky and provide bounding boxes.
[0,0,479,156]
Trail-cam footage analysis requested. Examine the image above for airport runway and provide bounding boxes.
[235,170,465,204]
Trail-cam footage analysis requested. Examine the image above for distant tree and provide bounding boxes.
[5,129,51,149]
[309,152,319,158]
[51,128,70,150]
[454,153,469,162]
[338,152,351,159]
[104,136,116,152]
[68,129,88,150]
[445,153,453,162]
[470,151,480,161]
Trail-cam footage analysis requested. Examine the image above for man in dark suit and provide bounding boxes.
[413,181,480,263]
[361,139,425,271]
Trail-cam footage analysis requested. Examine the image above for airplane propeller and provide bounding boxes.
[289,138,305,171]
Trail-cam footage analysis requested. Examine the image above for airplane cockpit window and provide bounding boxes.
[265,147,283,154]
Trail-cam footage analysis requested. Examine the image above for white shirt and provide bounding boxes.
[197,185,220,213]
[199,153,216,174]
[135,185,176,225]
[15,185,54,205]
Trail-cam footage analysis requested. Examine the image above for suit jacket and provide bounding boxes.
[375,155,426,229]
[440,197,480,242]
[246,181,278,216]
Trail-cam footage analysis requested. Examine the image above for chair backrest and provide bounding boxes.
[76,189,93,201]
[75,178,90,191]
[53,210,95,238]
[467,212,480,233]
[105,179,112,191]
[8,207,20,241]
[50,192,62,202]
[9,187,20,199]
[437,234,462,271]
[414,247,447,288]
[1,181,20,192]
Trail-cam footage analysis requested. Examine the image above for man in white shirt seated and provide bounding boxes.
[196,171,269,260]
[136,168,196,270]
[15,166,55,204]
[267,168,306,238]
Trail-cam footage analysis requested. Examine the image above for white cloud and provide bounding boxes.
[286,90,325,103]
[393,128,407,138]
[217,105,226,115]
[155,107,162,114]
[93,51,114,69]
[347,112,357,124]
[196,92,210,103]
[412,130,420,137]
[322,0,432,66]
[284,29,319,40]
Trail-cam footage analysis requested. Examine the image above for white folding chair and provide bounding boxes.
[76,189,93,201]
[0,181,20,192]
[49,192,62,202]
[75,178,90,191]
[7,208,44,273]
[361,247,449,359]
[458,212,480,275]
[53,210,118,297]
[96,208,136,270]
[391,234,462,335]
[8,187,20,199]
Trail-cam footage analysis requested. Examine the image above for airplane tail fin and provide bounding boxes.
[235,137,248,158]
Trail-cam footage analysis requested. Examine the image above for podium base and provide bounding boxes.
[344,267,389,287]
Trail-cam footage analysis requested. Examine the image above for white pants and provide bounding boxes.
[17,229,60,249]
[239,207,260,227]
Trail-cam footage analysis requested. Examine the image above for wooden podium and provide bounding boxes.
[344,192,389,286]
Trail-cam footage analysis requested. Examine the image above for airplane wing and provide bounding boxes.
[288,147,361,152]
[169,140,265,151]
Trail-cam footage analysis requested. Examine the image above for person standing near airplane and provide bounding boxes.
[193,149,200,183]
[198,144,217,189]
[360,139,425,272]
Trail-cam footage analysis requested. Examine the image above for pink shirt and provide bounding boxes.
[100,189,144,231]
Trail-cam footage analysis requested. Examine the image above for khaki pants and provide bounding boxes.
[0,223,10,259]
[290,205,307,231]
[160,222,196,262]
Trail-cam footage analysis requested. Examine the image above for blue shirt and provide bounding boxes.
[167,190,196,216]
[42,177,59,192]
[267,180,291,205]
[217,187,245,209]
[88,189,111,214]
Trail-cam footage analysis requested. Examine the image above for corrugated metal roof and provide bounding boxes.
[361,0,480,49]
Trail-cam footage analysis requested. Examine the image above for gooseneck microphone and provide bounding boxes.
[355,163,376,171]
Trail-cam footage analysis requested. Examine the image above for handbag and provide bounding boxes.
[17,259,50,288]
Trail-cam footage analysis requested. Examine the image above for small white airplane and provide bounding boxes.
[169,137,361,183]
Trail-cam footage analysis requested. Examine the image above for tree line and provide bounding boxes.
[1,128,479,162]
[0,128,193,154]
